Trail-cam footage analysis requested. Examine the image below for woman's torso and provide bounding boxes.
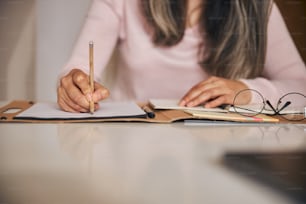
[109,0,209,101]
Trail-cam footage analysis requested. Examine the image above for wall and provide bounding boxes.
[0,0,35,101]
[275,0,306,63]
[0,0,91,102]
[36,0,92,101]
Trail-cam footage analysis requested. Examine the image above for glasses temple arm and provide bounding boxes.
[278,101,291,113]
[266,100,291,115]
[266,100,278,115]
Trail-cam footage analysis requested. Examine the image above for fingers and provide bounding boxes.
[92,82,110,102]
[57,69,110,112]
[179,77,221,107]
[183,86,231,107]
[72,71,92,102]
[61,70,90,110]
[57,86,88,113]
[179,77,249,108]
[203,94,229,108]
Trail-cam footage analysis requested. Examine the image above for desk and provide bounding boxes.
[0,121,305,204]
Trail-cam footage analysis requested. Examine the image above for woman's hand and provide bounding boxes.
[179,76,250,108]
[57,69,109,113]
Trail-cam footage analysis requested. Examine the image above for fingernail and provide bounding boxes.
[80,108,88,113]
[179,100,186,106]
[187,102,193,107]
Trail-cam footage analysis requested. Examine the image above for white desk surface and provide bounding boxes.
[0,101,306,204]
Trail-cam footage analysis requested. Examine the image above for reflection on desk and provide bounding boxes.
[0,122,305,204]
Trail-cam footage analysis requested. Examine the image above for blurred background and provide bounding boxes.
[0,0,92,102]
[0,0,305,102]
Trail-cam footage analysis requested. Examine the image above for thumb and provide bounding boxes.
[92,82,110,102]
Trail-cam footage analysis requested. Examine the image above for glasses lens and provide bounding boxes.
[233,89,265,116]
[277,93,306,121]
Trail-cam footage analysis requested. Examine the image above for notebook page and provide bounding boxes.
[15,101,146,119]
[149,99,227,113]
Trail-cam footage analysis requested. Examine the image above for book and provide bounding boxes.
[228,104,305,115]
[149,99,279,123]
[149,99,227,113]
[185,110,279,123]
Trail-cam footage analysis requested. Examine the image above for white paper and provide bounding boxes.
[228,104,305,115]
[16,101,146,119]
[149,99,227,113]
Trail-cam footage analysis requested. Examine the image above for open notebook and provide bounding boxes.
[149,99,279,123]
[0,100,282,123]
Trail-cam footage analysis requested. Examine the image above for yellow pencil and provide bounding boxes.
[89,41,94,114]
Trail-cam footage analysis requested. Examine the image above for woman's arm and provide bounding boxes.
[180,3,306,108]
[240,3,306,105]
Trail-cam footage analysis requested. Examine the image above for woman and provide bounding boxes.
[57,0,306,113]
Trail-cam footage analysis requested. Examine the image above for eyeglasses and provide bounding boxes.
[232,89,306,121]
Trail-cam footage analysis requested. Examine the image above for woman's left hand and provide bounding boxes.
[179,76,250,108]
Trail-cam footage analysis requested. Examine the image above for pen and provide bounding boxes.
[89,41,94,114]
[142,105,155,118]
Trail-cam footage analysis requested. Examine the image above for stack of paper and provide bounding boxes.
[149,99,227,113]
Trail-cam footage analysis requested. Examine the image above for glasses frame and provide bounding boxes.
[232,89,306,121]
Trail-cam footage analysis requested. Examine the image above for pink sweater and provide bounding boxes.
[61,0,306,104]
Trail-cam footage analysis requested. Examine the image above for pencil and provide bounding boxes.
[89,41,94,114]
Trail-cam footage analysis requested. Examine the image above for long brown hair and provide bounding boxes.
[141,0,272,79]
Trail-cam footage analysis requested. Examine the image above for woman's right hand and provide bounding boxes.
[57,69,109,113]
